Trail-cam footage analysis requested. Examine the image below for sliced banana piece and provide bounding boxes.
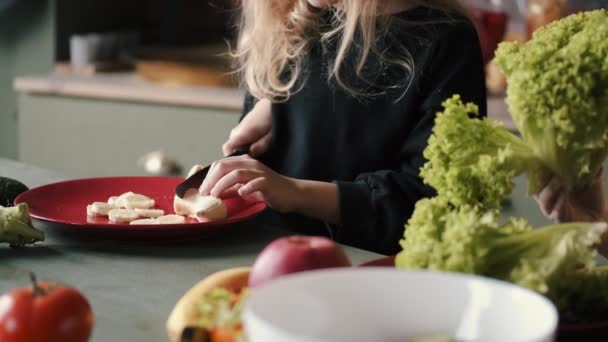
[130,218,160,225]
[123,194,155,209]
[108,196,119,207]
[86,205,102,217]
[134,208,165,218]
[108,209,140,223]
[157,214,186,224]
[114,192,135,208]
[174,190,227,222]
[90,202,113,216]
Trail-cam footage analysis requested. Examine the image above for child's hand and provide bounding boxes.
[223,98,272,157]
[199,155,300,213]
[533,168,608,223]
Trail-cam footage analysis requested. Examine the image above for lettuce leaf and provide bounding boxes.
[396,197,608,321]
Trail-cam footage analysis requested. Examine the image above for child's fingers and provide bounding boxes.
[219,184,243,199]
[223,123,259,156]
[210,169,261,197]
[548,193,567,222]
[241,190,265,203]
[223,127,255,156]
[199,156,257,195]
[250,132,273,157]
[535,177,563,216]
[237,177,268,198]
[223,100,272,156]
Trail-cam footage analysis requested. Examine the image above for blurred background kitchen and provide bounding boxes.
[1,0,607,179]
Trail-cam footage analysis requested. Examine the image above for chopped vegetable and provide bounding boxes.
[396,196,608,321]
[420,95,541,209]
[196,288,249,342]
[0,203,44,247]
[495,9,608,192]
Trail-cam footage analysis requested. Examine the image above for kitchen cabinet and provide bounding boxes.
[0,1,54,159]
[14,73,517,179]
[15,73,244,178]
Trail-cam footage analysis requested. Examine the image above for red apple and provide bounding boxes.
[248,235,352,288]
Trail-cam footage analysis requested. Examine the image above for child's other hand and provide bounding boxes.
[533,168,608,223]
[223,98,272,157]
[199,155,300,213]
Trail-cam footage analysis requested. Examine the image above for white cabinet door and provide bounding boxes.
[18,93,242,178]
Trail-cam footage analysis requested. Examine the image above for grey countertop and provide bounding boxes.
[0,158,381,342]
[14,73,245,110]
[4,157,601,341]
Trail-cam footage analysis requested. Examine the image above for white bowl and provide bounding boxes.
[243,268,557,342]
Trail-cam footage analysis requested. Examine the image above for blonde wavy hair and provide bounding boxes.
[233,0,465,102]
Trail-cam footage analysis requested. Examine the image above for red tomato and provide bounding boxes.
[0,274,94,342]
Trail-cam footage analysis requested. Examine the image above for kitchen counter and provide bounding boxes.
[0,158,381,342]
[14,72,245,110]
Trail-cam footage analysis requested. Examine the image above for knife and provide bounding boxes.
[174,146,250,199]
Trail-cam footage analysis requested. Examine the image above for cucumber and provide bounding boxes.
[0,176,29,207]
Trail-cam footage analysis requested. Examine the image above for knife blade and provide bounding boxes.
[174,146,250,199]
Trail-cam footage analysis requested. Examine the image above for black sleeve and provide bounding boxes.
[330,20,487,255]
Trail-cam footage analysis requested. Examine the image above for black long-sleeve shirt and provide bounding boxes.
[241,6,487,255]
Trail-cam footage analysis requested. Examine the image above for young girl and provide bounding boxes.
[199,0,487,255]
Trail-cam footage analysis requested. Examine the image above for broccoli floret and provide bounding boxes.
[0,203,45,247]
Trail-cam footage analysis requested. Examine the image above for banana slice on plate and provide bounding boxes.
[123,194,155,209]
[130,218,160,225]
[157,214,186,224]
[134,208,165,218]
[108,196,119,207]
[86,205,100,217]
[90,202,113,216]
[114,192,135,208]
[108,209,140,223]
[174,190,227,222]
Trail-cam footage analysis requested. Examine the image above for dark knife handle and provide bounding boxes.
[228,145,250,158]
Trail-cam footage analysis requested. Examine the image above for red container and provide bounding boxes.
[468,6,509,63]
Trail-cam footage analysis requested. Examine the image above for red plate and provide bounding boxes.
[359,256,395,267]
[14,176,267,240]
